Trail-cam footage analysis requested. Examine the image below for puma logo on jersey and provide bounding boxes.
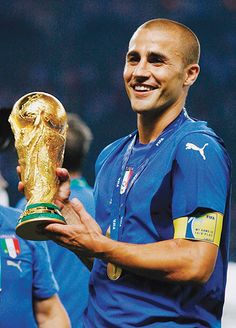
[185,143,208,160]
[7,260,23,272]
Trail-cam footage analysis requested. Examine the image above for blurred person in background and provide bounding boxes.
[39,18,232,328]
[0,108,71,328]
[0,171,9,206]
[16,112,95,328]
[0,107,12,207]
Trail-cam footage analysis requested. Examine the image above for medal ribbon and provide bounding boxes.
[109,110,189,242]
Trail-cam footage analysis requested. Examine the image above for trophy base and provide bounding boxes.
[16,203,66,241]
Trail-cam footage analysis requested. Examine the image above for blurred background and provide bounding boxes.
[0,1,235,321]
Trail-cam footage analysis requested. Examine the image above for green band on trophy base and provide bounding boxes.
[16,203,66,241]
[26,203,60,210]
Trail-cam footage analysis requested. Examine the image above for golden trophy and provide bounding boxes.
[9,92,68,240]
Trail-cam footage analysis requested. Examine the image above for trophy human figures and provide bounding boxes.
[9,92,68,240]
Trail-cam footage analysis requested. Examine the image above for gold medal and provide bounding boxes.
[107,262,122,280]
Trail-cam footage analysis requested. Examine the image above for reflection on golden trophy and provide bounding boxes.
[9,92,68,240]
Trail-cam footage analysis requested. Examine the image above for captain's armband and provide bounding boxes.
[173,212,223,246]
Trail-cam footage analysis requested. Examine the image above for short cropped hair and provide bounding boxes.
[63,113,93,172]
[138,18,200,66]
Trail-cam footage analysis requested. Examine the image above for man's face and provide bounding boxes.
[123,27,187,115]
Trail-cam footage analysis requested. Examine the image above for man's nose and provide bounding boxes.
[132,60,150,79]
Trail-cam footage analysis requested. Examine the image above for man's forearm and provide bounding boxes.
[44,199,218,284]
[94,235,217,283]
[34,294,71,328]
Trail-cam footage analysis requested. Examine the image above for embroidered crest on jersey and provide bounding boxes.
[185,142,208,160]
[120,168,133,194]
[0,236,21,258]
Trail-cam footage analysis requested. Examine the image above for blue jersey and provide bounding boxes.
[16,177,95,328]
[84,111,231,328]
[0,205,58,328]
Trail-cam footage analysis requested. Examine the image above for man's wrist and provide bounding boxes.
[93,234,115,261]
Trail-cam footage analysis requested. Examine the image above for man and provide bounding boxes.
[26,19,231,327]
[16,113,95,328]
[0,108,71,328]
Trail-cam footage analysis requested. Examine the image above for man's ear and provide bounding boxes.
[183,64,200,87]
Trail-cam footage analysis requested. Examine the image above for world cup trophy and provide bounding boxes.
[9,92,68,240]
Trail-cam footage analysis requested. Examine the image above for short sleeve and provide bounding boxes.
[172,133,231,219]
[32,241,59,299]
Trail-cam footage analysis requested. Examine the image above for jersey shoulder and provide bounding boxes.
[175,120,231,167]
[0,205,22,229]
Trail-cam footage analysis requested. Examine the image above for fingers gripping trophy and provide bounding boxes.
[9,92,68,240]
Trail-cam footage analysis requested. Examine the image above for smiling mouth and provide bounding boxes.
[132,84,156,92]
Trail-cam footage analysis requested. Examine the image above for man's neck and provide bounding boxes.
[137,104,184,144]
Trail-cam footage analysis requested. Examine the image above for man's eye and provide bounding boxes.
[148,54,166,65]
[149,57,163,64]
[127,57,139,63]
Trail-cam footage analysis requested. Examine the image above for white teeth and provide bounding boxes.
[134,85,154,91]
